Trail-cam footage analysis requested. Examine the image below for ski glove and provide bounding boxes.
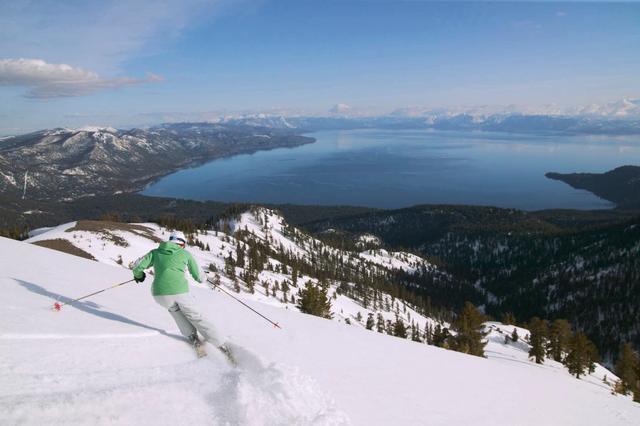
[134,271,146,283]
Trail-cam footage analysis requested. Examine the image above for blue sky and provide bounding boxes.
[1,0,639,133]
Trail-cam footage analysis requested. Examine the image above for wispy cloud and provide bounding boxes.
[0,58,163,98]
[0,0,234,74]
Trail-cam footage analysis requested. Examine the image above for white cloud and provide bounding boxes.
[0,58,162,98]
[0,59,98,85]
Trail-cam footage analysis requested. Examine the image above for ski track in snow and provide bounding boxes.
[211,344,350,426]
[1,338,349,426]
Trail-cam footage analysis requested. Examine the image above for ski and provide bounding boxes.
[194,343,207,359]
[218,344,237,366]
[189,336,207,358]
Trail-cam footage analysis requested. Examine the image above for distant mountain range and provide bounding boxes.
[0,123,313,202]
[221,106,640,135]
[211,99,640,135]
[388,98,640,120]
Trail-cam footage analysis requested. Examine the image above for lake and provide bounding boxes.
[142,129,640,210]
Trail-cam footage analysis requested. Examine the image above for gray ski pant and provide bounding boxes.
[153,293,222,345]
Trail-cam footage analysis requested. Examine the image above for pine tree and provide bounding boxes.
[411,322,422,342]
[615,343,639,397]
[392,316,407,338]
[245,271,255,294]
[362,289,370,309]
[296,282,333,319]
[502,312,516,325]
[510,328,519,343]
[450,302,487,357]
[224,254,235,279]
[565,332,590,379]
[424,323,434,345]
[376,313,385,333]
[366,313,375,330]
[586,339,600,374]
[235,242,245,268]
[281,280,290,301]
[527,317,548,364]
[547,319,572,362]
[432,325,450,348]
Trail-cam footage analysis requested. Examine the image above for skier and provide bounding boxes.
[132,231,222,357]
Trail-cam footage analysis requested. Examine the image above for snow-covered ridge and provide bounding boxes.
[77,126,119,133]
[358,248,430,274]
[224,208,427,274]
[26,208,438,334]
[356,233,381,248]
[39,126,120,136]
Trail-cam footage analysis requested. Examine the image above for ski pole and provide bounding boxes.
[53,278,135,311]
[206,275,281,329]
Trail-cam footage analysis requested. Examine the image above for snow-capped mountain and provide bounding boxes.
[0,123,312,201]
[207,97,640,128]
[201,98,640,134]
[222,114,296,129]
[575,98,640,118]
[2,206,639,425]
[388,98,640,120]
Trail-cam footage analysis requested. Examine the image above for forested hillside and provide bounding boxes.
[303,205,640,360]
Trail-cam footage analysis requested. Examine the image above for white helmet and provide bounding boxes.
[169,231,187,246]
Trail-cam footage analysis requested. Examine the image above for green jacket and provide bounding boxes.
[133,242,203,296]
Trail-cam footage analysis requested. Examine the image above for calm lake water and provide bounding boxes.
[143,129,640,210]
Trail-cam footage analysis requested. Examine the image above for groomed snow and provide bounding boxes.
[2,236,640,425]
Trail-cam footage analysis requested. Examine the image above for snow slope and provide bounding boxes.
[2,236,640,425]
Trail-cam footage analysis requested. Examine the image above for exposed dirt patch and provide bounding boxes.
[32,239,96,261]
[65,220,162,246]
